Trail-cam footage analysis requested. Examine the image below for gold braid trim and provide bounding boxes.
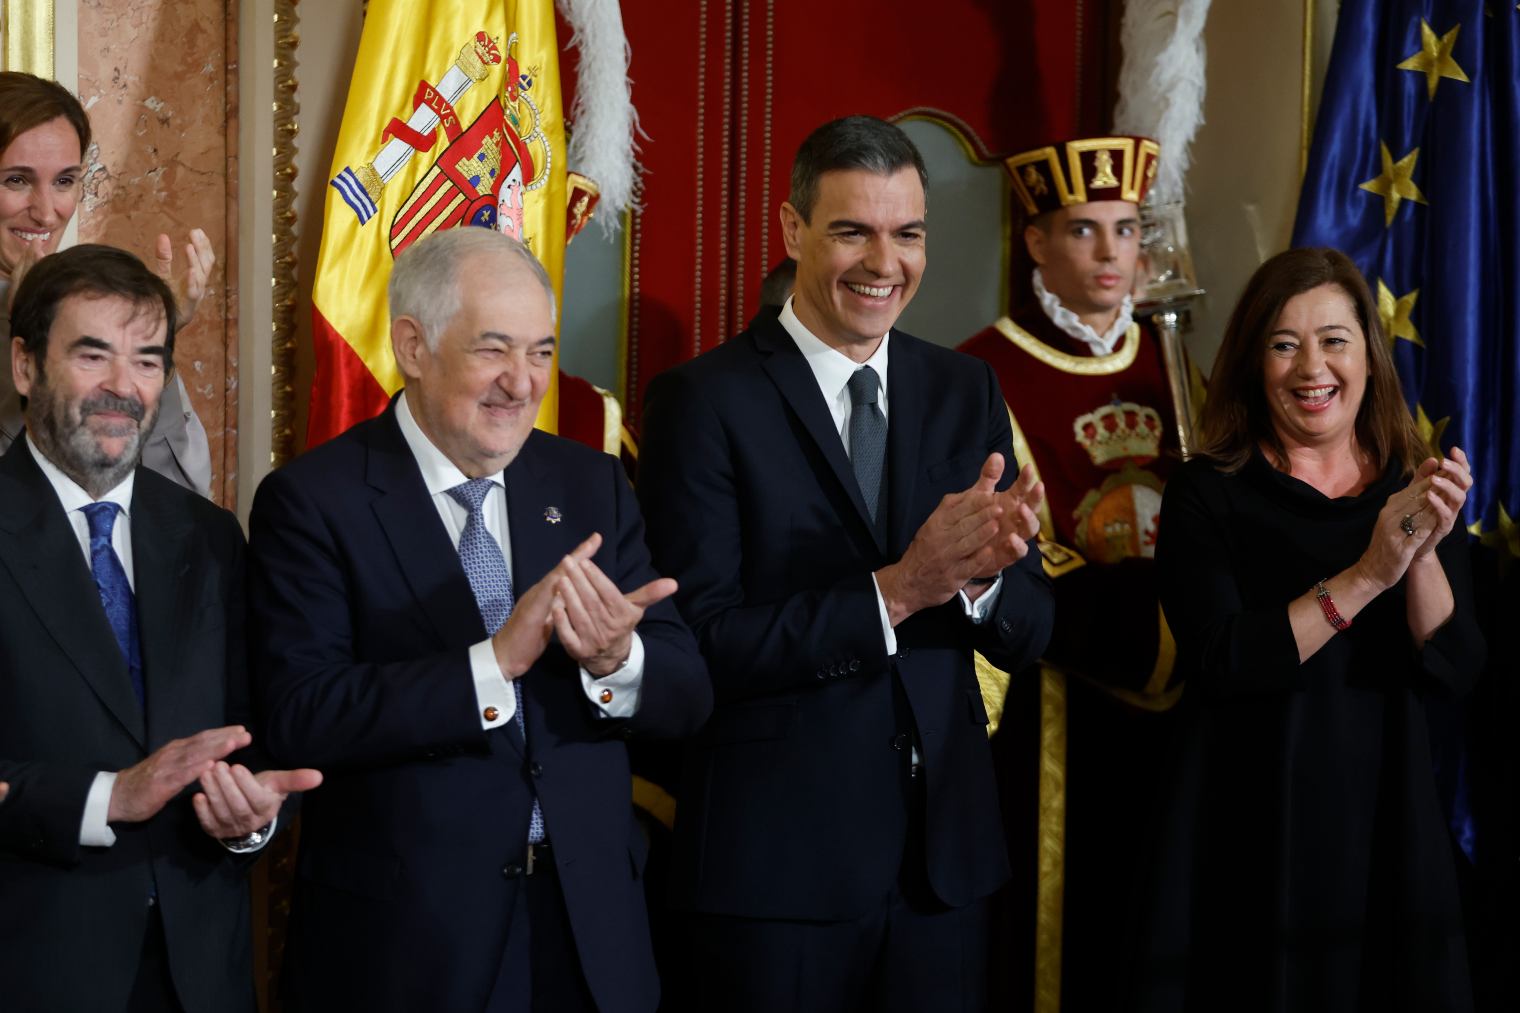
[1034,666,1068,1013]
[1005,402,1056,537]
[1142,603,1178,697]
[973,652,1009,738]
[591,383,623,457]
[632,775,677,832]
[992,316,1140,376]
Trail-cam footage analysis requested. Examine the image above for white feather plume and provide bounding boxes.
[557,0,641,236]
[1112,0,1212,203]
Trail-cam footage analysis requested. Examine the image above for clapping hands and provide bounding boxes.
[1359,447,1472,590]
[492,532,677,680]
[877,453,1045,625]
[152,228,216,326]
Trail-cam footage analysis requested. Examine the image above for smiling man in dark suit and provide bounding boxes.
[248,226,710,1013]
[637,115,1056,1011]
[0,244,319,1013]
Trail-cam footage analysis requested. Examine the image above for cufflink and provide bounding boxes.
[484,706,500,722]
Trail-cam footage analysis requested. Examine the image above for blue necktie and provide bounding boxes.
[446,478,545,844]
[848,366,887,521]
[81,502,144,709]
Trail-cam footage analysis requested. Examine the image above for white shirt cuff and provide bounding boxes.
[957,574,1005,624]
[871,573,899,655]
[80,771,118,847]
[470,639,518,729]
[579,633,646,718]
[219,813,279,853]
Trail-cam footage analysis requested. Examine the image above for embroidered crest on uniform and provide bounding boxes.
[1071,400,1166,563]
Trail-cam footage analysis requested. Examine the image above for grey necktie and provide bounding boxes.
[446,478,546,844]
[847,366,886,521]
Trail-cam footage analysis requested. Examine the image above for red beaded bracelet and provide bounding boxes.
[1314,579,1351,631]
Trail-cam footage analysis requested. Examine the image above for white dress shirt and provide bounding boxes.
[1033,268,1135,356]
[394,392,645,729]
[776,299,1003,658]
[29,437,273,853]
[30,437,134,849]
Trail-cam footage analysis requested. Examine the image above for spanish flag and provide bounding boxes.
[308,0,568,446]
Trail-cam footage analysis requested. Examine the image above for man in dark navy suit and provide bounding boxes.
[248,227,710,1013]
[638,116,1056,1011]
[0,244,318,1013]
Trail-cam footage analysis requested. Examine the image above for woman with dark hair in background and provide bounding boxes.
[0,70,215,495]
[1130,247,1483,1012]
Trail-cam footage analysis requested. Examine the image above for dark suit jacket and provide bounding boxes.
[248,405,711,1013]
[638,318,1055,921]
[0,439,253,1012]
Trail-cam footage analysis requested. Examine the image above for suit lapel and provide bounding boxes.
[503,433,579,754]
[754,322,883,550]
[132,475,195,744]
[367,407,535,754]
[366,409,489,653]
[885,332,926,557]
[501,433,565,594]
[0,443,146,746]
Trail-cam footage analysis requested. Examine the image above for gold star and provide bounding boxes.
[1397,20,1471,99]
[1377,280,1422,347]
[1413,403,1450,456]
[1359,143,1428,227]
[1468,503,1520,559]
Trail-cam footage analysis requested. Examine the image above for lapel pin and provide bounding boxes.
[544,506,563,524]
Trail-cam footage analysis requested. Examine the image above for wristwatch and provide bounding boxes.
[220,822,273,850]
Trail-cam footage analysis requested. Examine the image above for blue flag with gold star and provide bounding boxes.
[1295,0,1520,873]
[1294,0,1519,562]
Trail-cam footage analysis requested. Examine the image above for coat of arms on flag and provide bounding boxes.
[307,0,639,450]
[330,30,552,258]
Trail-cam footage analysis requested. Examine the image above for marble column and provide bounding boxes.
[76,0,239,507]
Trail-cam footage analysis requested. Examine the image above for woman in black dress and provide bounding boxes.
[1131,248,1483,1012]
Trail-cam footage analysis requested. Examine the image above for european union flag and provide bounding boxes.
[1294,0,1519,561]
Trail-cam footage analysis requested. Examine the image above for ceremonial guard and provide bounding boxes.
[959,137,1194,1012]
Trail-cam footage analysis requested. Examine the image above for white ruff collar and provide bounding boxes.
[1032,268,1133,356]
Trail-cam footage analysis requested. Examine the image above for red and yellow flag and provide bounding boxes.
[308,0,568,446]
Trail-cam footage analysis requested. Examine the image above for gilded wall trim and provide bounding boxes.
[3,0,54,77]
[1300,0,1315,178]
[893,108,1011,315]
[618,206,634,407]
[272,0,300,465]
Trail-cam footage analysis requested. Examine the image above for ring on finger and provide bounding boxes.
[1400,513,1417,538]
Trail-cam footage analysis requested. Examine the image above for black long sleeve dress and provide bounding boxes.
[1129,452,1484,1013]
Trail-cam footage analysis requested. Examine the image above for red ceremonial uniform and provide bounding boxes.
[962,302,1188,1012]
[960,306,1182,692]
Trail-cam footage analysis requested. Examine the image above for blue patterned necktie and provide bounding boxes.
[81,502,144,709]
[446,478,545,844]
[847,365,887,521]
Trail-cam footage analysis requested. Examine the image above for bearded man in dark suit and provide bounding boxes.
[0,244,319,1012]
